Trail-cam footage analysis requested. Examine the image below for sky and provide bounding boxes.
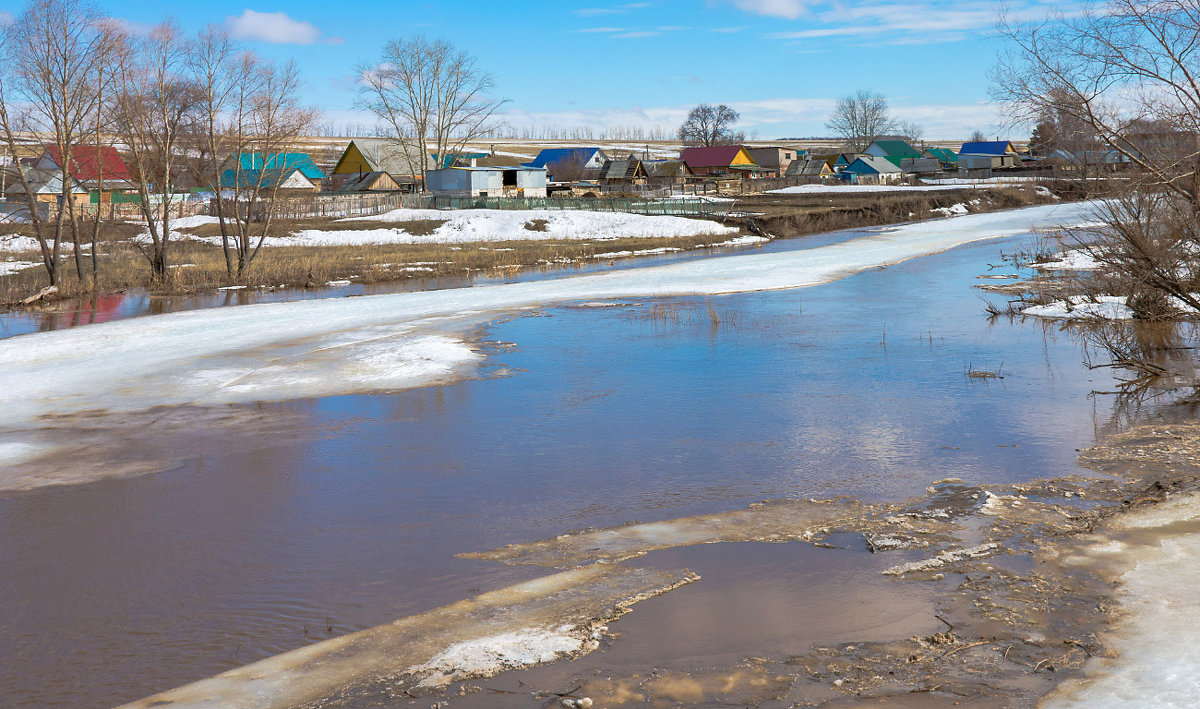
[2,0,1071,140]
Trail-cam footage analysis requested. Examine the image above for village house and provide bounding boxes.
[679,145,766,178]
[425,166,548,198]
[958,141,1022,169]
[332,139,421,191]
[220,152,326,195]
[841,155,905,183]
[864,139,922,168]
[3,167,89,206]
[745,146,800,177]
[33,144,135,199]
[524,148,609,182]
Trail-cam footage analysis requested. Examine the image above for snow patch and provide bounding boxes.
[932,203,969,217]
[1036,250,1102,271]
[0,260,39,276]
[883,543,1000,575]
[1022,295,1133,320]
[410,625,598,687]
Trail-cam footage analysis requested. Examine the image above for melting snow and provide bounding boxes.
[0,260,39,276]
[0,202,1094,435]
[410,625,597,687]
[1022,295,1133,320]
[1044,496,1200,708]
[1036,250,1102,270]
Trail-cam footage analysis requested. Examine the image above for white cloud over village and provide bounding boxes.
[222,9,332,45]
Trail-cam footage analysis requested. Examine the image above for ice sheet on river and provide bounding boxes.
[0,202,1092,437]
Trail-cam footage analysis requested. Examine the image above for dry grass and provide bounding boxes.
[0,186,1062,308]
[1,227,746,305]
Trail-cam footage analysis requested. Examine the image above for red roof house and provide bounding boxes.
[679,145,765,177]
[37,144,134,188]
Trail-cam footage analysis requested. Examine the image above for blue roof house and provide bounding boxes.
[524,148,609,181]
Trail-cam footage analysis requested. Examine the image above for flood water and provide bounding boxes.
[0,224,1159,707]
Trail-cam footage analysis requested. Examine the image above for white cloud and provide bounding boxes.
[725,0,814,19]
[0,10,14,25]
[741,1,1069,43]
[575,3,651,15]
[223,9,323,45]
[110,17,156,36]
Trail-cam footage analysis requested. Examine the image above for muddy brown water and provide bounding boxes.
[0,227,1176,707]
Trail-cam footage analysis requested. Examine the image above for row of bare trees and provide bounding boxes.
[0,0,313,290]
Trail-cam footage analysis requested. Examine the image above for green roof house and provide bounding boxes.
[864,140,922,167]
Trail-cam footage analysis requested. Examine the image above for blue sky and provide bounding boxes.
[7,0,1069,139]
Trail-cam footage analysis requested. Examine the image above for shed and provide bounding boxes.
[922,147,959,167]
[643,159,693,185]
[899,157,941,175]
[785,158,834,178]
[426,166,548,198]
[331,171,404,193]
[598,158,648,185]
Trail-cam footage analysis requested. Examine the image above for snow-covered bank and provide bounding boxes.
[172,208,740,247]
[0,202,1094,440]
[1043,494,1200,709]
[1022,295,1133,320]
[1035,249,1102,270]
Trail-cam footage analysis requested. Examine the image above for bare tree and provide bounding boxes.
[677,104,743,147]
[187,37,313,278]
[0,0,111,287]
[993,1,1200,207]
[969,129,988,142]
[897,119,925,148]
[358,36,506,190]
[825,90,897,153]
[111,23,200,281]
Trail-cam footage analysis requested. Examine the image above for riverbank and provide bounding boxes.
[0,186,1056,307]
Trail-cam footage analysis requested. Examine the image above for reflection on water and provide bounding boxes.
[0,231,1176,708]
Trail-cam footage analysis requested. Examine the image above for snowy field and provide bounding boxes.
[171,209,739,247]
[0,201,1094,452]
